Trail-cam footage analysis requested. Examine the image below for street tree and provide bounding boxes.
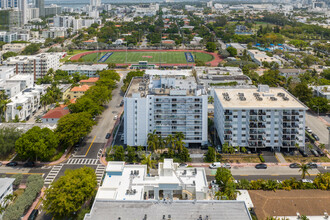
[0,127,22,157]
[205,147,216,162]
[126,146,136,163]
[56,112,95,148]
[113,145,125,161]
[15,126,58,161]
[308,97,330,113]
[299,163,311,179]
[44,167,97,218]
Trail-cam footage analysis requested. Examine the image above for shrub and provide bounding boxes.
[12,174,23,187]
[3,175,43,220]
[259,155,265,163]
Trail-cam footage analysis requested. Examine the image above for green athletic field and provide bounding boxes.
[81,51,214,64]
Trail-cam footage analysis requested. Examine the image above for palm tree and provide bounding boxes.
[299,163,311,179]
[241,147,247,153]
[222,142,229,154]
[165,134,175,150]
[40,94,50,111]
[141,154,156,174]
[319,144,325,150]
[147,132,157,152]
[175,132,185,153]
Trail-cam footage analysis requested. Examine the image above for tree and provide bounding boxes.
[2,51,17,60]
[226,46,237,57]
[205,147,216,162]
[206,42,217,52]
[313,173,330,190]
[308,97,330,113]
[179,147,191,162]
[241,147,247,153]
[108,63,116,69]
[299,163,311,179]
[44,167,97,218]
[222,142,229,153]
[174,132,185,153]
[15,126,58,161]
[12,174,23,188]
[56,112,95,148]
[291,83,313,103]
[0,127,22,157]
[141,154,156,174]
[121,70,145,93]
[126,146,136,163]
[21,43,40,55]
[69,97,103,116]
[214,168,238,200]
[113,145,125,161]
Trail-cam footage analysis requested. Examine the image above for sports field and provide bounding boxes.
[81,51,214,64]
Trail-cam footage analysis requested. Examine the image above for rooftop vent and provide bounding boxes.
[270,97,277,101]
[222,92,230,101]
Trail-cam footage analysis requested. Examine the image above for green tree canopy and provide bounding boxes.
[0,127,22,158]
[308,97,330,113]
[121,70,145,93]
[205,147,216,162]
[56,112,95,148]
[44,167,97,218]
[291,83,313,103]
[21,43,40,55]
[2,51,17,60]
[206,42,217,52]
[15,126,58,161]
[226,46,237,57]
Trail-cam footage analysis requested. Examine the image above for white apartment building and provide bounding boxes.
[214,85,308,151]
[124,75,208,147]
[0,32,18,43]
[0,178,15,208]
[310,85,330,100]
[53,16,102,32]
[58,64,108,77]
[248,50,282,66]
[2,43,29,53]
[4,53,63,79]
[42,27,66,39]
[6,87,42,121]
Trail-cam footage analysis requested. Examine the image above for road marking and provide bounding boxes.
[66,158,99,165]
[240,175,249,176]
[5,172,44,175]
[271,174,279,176]
[85,136,96,156]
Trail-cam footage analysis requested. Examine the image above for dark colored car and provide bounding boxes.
[6,161,18,167]
[310,149,319,157]
[298,149,308,157]
[23,161,35,167]
[120,100,124,106]
[305,138,309,142]
[312,133,320,141]
[255,163,267,169]
[317,149,325,157]
[307,162,318,169]
[289,163,300,168]
[28,209,38,220]
[105,133,111,139]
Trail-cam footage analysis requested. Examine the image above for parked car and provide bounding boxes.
[317,149,325,157]
[6,161,18,167]
[120,134,124,141]
[179,163,188,168]
[120,100,124,106]
[105,133,111,139]
[305,138,309,142]
[289,163,300,168]
[114,115,118,120]
[209,162,221,169]
[28,209,38,220]
[255,163,267,169]
[305,127,312,133]
[221,163,231,169]
[312,133,320,141]
[310,149,319,157]
[307,162,318,169]
[210,180,218,187]
[23,161,35,167]
[298,149,308,157]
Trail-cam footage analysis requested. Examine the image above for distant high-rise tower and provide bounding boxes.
[0,0,18,8]
[35,0,44,17]
[90,0,101,7]
[18,0,27,24]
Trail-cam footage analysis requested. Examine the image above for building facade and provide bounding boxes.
[214,85,307,151]
[124,75,208,147]
[58,64,107,77]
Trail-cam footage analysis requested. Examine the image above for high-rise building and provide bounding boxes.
[90,0,101,7]
[0,0,18,9]
[124,74,208,147]
[35,0,44,17]
[213,85,307,152]
[18,0,27,24]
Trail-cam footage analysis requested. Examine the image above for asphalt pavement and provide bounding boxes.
[305,111,329,144]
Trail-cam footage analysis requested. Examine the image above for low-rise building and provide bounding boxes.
[80,77,99,86]
[214,85,307,151]
[84,159,251,220]
[248,50,281,66]
[279,68,306,78]
[2,43,29,53]
[68,84,90,99]
[0,32,17,43]
[310,85,330,100]
[42,106,69,123]
[227,43,246,56]
[42,27,66,39]
[0,178,15,207]
[124,74,208,147]
[58,64,108,77]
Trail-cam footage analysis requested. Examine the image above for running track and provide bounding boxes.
[70,49,222,67]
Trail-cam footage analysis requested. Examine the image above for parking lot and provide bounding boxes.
[305,111,329,145]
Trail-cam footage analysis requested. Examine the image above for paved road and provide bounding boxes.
[305,111,328,144]
[74,71,128,158]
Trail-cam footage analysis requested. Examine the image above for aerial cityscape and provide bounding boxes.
[0,0,329,219]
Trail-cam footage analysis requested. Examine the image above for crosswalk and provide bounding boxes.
[44,164,63,185]
[66,158,99,165]
[95,164,106,185]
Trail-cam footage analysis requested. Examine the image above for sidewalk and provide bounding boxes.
[275,152,287,163]
[22,187,45,220]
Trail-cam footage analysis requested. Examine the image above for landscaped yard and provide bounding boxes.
[221,154,261,163]
[80,51,214,64]
[284,155,330,163]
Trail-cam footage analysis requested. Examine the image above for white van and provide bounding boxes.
[209,162,221,169]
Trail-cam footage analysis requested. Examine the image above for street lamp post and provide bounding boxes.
[313,105,320,116]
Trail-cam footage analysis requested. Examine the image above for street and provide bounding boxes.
[305,111,329,144]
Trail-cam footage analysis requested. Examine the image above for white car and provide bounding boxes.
[114,115,118,120]
[222,163,231,169]
[301,179,313,183]
[305,127,312,133]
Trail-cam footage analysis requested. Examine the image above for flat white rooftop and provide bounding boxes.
[215,87,307,109]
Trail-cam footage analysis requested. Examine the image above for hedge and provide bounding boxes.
[259,154,265,163]
[3,175,43,220]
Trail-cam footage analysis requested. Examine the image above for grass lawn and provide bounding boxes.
[221,155,261,163]
[61,50,90,62]
[284,155,330,163]
[81,51,214,64]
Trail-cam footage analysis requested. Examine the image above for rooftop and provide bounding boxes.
[80,77,99,83]
[0,178,15,195]
[126,75,205,98]
[42,106,70,119]
[215,85,307,109]
[59,64,108,71]
[70,84,90,92]
[85,200,251,220]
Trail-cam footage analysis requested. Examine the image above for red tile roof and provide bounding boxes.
[80,77,99,83]
[71,84,90,92]
[42,107,70,119]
